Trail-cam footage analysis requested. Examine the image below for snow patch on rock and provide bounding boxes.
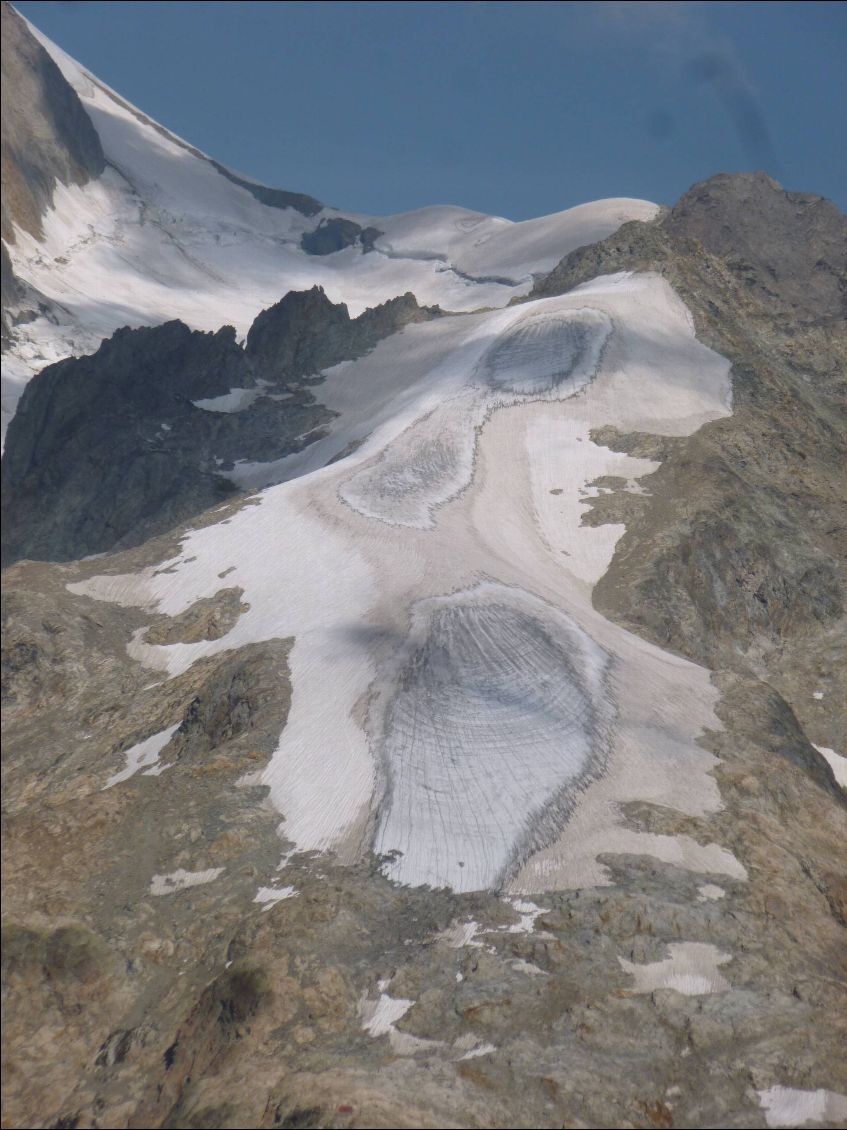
[618,942,732,996]
[149,868,224,895]
[103,723,180,789]
[757,1086,847,1128]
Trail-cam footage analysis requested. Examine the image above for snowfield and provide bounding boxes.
[2,18,656,438]
[71,272,742,895]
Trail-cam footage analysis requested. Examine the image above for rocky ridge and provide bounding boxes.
[532,172,847,754]
[1,287,441,565]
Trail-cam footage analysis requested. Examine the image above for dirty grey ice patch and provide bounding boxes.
[339,396,478,527]
[340,306,612,527]
[372,584,614,893]
[472,307,612,399]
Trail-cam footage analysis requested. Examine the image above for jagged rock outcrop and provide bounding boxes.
[1,287,441,565]
[244,286,431,372]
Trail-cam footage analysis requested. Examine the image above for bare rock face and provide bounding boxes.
[662,171,846,321]
[0,287,441,565]
[143,587,249,645]
[208,158,323,218]
[300,217,383,255]
[1,0,105,340]
[0,0,104,243]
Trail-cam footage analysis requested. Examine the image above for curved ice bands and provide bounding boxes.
[339,396,478,527]
[341,307,612,528]
[373,585,613,892]
[473,306,612,398]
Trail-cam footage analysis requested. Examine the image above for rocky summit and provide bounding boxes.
[1,4,846,1130]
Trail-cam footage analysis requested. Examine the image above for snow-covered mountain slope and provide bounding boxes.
[69,271,739,894]
[1,11,656,437]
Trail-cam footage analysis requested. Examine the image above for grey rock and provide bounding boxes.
[662,171,847,321]
[209,159,323,218]
[2,548,844,1128]
[143,587,248,645]
[532,177,847,742]
[300,217,383,255]
[0,0,104,244]
[1,0,105,342]
[1,287,441,565]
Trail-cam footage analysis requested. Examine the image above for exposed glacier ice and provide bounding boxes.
[372,584,613,892]
[340,306,612,528]
[474,305,609,396]
[71,273,740,895]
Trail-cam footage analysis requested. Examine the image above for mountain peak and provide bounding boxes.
[664,170,846,318]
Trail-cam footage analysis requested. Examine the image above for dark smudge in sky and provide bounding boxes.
[646,109,676,140]
[15,0,843,216]
[687,52,782,175]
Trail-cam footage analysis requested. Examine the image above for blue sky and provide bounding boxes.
[16,1,847,219]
